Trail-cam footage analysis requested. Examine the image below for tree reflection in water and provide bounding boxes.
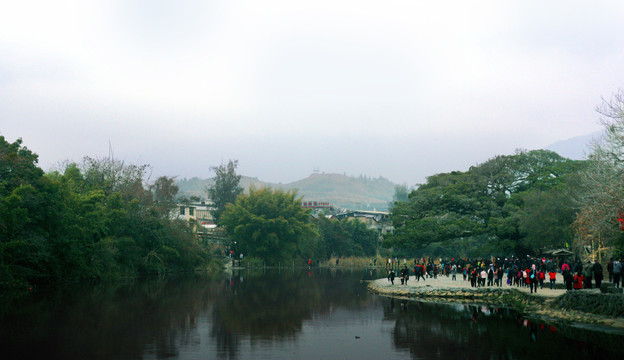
[384,298,624,359]
[1,269,623,359]
[210,268,372,359]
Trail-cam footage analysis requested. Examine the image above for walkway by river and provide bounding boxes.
[371,272,592,299]
[369,272,624,330]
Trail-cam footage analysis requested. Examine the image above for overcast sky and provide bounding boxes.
[2,1,623,186]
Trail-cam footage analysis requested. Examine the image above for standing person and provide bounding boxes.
[593,261,603,289]
[451,264,457,281]
[401,266,409,285]
[525,268,532,289]
[564,269,574,291]
[414,264,422,282]
[529,264,538,294]
[613,259,622,288]
[561,261,570,274]
[480,268,487,287]
[583,262,593,289]
[573,272,584,290]
[607,258,614,283]
[548,270,557,289]
[487,266,494,286]
[574,260,583,276]
[470,268,477,287]
[389,269,395,285]
[521,269,528,288]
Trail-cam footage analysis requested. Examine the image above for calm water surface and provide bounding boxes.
[1,268,623,359]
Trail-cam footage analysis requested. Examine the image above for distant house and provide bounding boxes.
[334,210,394,237]
[177,200,216,233]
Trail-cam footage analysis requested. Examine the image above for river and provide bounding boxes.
[1,268,622,359]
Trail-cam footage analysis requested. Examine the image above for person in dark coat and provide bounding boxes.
[563,269,574,291]
[574,261,583,275]
[401,266,409,285]
[388,270,395,285]
[593,261,604,288]
[529,264,538,294]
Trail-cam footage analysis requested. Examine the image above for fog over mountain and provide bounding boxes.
[546,131,602,160]
[177,173,395,211]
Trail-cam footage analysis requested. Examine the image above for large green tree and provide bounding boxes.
[220,187,316,264]
[207,160,243,224]
[386,149,584,256]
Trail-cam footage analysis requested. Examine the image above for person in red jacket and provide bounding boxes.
[573,272,584,290]
[548,271,557,289]
[538,269,545,289]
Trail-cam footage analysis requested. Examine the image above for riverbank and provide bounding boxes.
[367,274,624,330]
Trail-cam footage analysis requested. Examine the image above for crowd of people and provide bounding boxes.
[385,256,623,293]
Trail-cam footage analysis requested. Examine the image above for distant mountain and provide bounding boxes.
[546,131,602,160]
[175,176,272,199]
[176,173,396,211]
[281,173,395,211]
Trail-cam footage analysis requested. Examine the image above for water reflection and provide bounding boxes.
[0,269,623,359]
[383,297,623,359]
[211,268,374,359]
[0,274,220,359]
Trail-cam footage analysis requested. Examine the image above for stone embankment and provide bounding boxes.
[367,275,624,329]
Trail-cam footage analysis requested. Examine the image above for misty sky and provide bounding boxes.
[2,1,623,186]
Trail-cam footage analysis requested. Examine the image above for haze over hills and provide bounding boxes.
[176,173,396,212]
[545,130,602,160]
[176,131,601,212]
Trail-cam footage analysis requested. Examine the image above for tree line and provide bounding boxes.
[0,137,217,289]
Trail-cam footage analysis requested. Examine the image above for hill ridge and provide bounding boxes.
[176,172,396,211]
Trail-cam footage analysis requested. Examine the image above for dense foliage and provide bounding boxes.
[0,136,213,288]
[220,187,380,264]
[386,149,585,257]
[314,216,378,259]
[221,187,317,264]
